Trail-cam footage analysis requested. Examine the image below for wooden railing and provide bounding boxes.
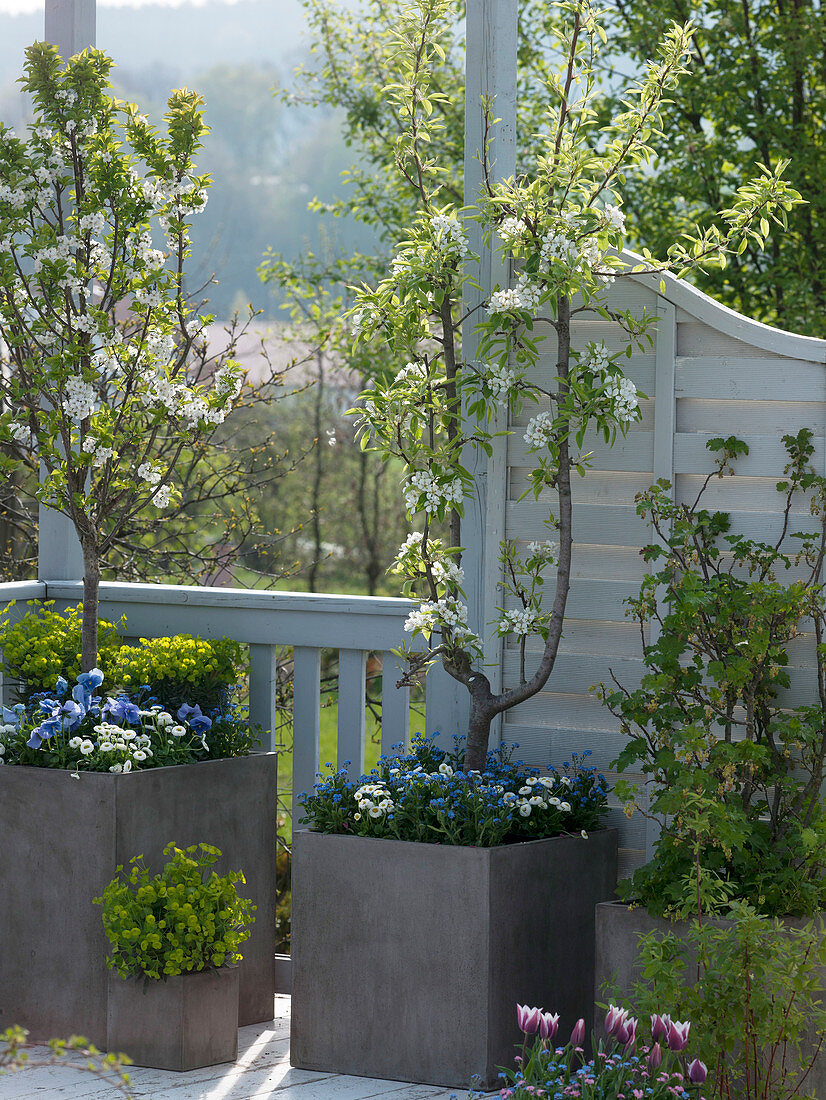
[0,580,420,826]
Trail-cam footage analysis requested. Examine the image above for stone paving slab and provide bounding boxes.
[0,997,459,1100]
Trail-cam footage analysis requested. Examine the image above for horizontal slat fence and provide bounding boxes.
[503,266,826,870]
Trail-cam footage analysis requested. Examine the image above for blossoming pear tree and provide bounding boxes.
[351,0,803,773]
[0,45,243,671]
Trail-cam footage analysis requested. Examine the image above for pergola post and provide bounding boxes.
[37,0,94,582]
[426,0,518,743]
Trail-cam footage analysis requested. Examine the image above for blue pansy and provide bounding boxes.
[177,703,213,734]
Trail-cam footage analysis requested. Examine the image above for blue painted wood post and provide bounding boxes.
[38,0,94,583]
[427,0,517,748]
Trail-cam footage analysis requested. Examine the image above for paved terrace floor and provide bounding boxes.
[1,997,458,1100]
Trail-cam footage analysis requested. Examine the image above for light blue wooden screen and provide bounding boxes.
[492,265,826,877]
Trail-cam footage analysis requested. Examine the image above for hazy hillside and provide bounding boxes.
[0,0,311,87]
[0,0,380,320]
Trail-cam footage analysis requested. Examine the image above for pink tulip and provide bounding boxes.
[517,1003,542,1035]
[650,1013,671,1043]
[647,1041,662,1069]
[688,1059,708,1085]
[667,1020,691,1052]
[617,1016,638,1051]
[605,1004,629,1037]
[570,1018,586,1047]
[539,1011,560,1041]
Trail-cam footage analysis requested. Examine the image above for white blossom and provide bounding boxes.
[430,212,468,256]
[500,607,538,636]
[605,374,639,423]
[63,375,95,420]
[404,470,464,513]
[524,410,555,449]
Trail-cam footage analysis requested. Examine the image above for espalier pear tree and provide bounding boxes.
[0,45,243,670]
[351,0,802,773]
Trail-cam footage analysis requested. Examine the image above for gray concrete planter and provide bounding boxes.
[291,828,618,1089]
[595,900,826,1094]
[107,966,240,1071]
[0,753,277,1046]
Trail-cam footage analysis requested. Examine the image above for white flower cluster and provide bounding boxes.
[77,211,105,236]
[31,233,77,274]
[605,374,639,423]
[485,362,516,400]
[430,213,468,256]
[603,203,626,233]
[152,484,173,508]
[498,216,527,242]
[9,422,32,447]
[0,183,29,210]
[132,231,166,272]
[499,607,537,636]
[404,470,464,513]
[431,558,464,587]
[582,342,611,374]
[354,782,395,820]
[526,540,560,566]
[524,410,555,449]
[500,774,573,818]
[82,437,115,468]
[63,375,96,421]
[137,462,163,487]
[489,274,540,315]
[540,231,578,269]
[404,595,471,635]
[397,360,428,383]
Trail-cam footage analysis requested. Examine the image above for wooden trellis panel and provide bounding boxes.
[498,264,826,877]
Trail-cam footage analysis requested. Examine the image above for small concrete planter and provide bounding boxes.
[291,828,618,1089]
[0,753,277,1047]
[595,900,826,1094]
[107,967,240,1071]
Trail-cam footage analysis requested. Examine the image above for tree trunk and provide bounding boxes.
[80,540,101,673]
[463,677,496,772]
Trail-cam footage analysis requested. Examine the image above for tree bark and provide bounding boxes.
[454,295,574,772]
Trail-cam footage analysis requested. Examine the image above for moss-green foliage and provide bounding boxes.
[0,601,123,702]
[94,843,255,980]
[0,602,245,713]
[110,635,245,713]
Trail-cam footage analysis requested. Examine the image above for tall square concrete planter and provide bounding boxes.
[291,828,618,1089]
[0,753,277,1047]
[595,900,826,1095]
[107,966,240,1071]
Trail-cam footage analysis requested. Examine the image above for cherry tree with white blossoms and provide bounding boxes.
[0,45,243,670]
[353,0,802,773]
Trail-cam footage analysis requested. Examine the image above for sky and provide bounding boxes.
[0,0,244,10]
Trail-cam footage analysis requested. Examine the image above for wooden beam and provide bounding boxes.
[37,0,95,582]
[424,0,517,744]
[45,0,96,59]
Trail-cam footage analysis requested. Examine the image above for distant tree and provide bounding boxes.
[257,252,410,595]
[296,0,826,338]
[596,0,826,336]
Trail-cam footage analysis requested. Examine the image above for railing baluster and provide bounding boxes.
[292,646,321,830]
[337,648,366,777]
[381,650,409,756]
[248,643,278,752]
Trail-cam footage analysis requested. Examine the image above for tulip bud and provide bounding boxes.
[605,1004,629,1037]
[647,1041,662,1069]
[667,1020,691,1052]
[570,1018,586,1047]
[688,1059,708,1084]
[622,1017,638,1052]
[650,1013,670,1043]
[539,1011,559,1041]
[517,1003,542,1035]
